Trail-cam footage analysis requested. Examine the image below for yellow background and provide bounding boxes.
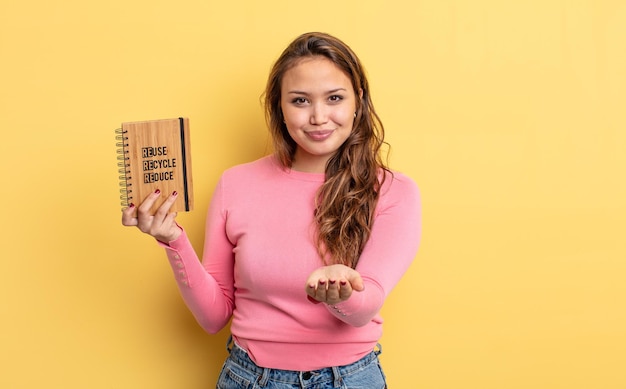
[1,0,624,388]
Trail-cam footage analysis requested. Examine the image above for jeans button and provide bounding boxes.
[302,371,312,380]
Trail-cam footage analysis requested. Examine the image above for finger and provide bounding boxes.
[314,279,328,301]
[338,280,354,300]
[306,282,316,296]
[137,188,162,216]
[325,280,341,303]
[305,283,322,304]
[305,274,320,297]
[121,204,138,226]
[153,191,179,224]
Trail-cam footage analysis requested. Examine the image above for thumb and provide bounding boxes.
[347,271,365,292]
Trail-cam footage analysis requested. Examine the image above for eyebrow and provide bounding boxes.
[287,88,348,95]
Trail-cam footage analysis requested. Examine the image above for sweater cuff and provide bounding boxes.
[157,227,195,288]
[156,223,186,248]
[327,302,350,317]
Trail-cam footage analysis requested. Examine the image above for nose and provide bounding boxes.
[309,103,328,125]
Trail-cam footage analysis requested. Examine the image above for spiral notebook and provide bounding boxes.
[116,117,194,215]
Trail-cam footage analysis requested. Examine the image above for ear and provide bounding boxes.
[356,88,364,113]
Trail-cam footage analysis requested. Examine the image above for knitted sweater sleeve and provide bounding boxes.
[324,173,421,327]
[159,176,235,334]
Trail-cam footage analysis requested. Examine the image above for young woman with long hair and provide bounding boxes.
[122,32,421,389]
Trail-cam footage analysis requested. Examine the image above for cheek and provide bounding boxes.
[281,105,301,126]
[333,107,356,126]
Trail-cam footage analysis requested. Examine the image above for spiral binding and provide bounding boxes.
[115,128,132,210]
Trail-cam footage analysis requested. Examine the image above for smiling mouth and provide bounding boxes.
[305,130,334,141]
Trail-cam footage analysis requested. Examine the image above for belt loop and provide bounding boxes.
[225,335,233,353]
[374,343,383,356]
[257,367,270,387]
[331,366,342,388]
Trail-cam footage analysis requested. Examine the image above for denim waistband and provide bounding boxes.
[226,338,382,387]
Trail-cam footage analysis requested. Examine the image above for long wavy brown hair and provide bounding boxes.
[264,32,389,268]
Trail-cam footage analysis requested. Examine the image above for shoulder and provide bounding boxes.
[376,167,422,223]
[217,155,289,195]
[221,155,281,180]
[375,169,421,215]
[379,169,420,199]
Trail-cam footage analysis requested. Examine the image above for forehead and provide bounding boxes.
[281,56,353,90]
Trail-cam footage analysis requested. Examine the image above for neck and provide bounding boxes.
[290,152,329,174]
[290,160,326,173]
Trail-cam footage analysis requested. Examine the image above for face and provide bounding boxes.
[280,56,358,173]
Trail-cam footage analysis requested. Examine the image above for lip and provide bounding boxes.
[305,130,334,141]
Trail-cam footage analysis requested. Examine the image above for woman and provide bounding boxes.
[122,32,421,389]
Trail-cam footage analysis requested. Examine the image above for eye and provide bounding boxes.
[291,97,308,105]
[328,95,344,103]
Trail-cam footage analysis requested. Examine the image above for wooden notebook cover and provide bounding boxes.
[120,118,193,215]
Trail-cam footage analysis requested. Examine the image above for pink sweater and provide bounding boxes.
[162,155,421,370]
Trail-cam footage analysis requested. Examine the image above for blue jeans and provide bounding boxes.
[216,339,387,389]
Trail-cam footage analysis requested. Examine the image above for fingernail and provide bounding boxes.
[129,203,135,208]
[154,189,161,194]
[319,280,326,285]
[172,191,178,196]
[329,280,336,284]
[340,280,347,285]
